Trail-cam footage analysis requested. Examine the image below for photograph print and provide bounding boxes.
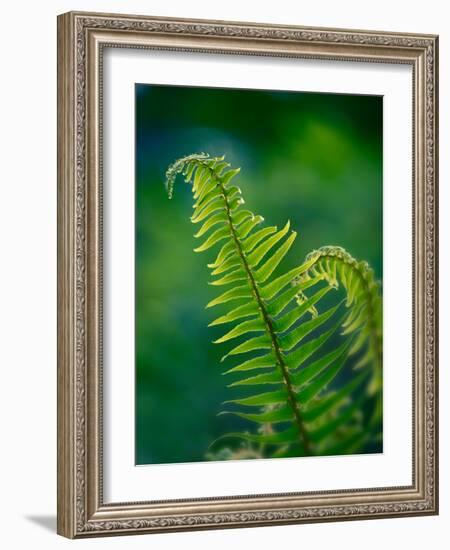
[135,83,383,466]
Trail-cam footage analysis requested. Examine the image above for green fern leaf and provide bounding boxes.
[164,153,382,459]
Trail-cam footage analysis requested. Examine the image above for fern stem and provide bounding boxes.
[215,177,312,455]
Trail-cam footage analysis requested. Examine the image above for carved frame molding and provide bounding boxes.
[57,11,438,538]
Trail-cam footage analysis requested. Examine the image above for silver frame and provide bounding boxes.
[57,11,439,538]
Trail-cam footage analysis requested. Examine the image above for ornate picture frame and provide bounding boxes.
[57,11,438,538]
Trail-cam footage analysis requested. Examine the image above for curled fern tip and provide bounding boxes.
[164,152,220,199]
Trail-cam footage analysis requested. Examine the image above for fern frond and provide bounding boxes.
[293,246,382,395]
[164,153,382,459]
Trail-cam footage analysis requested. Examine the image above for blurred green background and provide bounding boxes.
[135,84,382,465]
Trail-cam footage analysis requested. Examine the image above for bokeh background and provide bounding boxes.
[135,84,382,465]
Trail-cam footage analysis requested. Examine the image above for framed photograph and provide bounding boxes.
[57,11,439,538]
